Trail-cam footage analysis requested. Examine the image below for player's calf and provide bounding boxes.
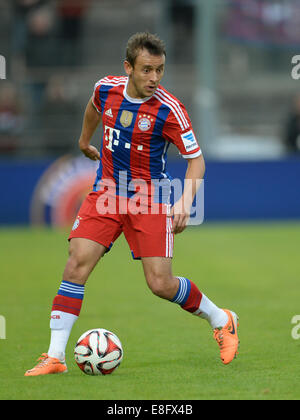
[142,257,179,300]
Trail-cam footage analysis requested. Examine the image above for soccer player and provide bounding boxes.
[25,32,239,376]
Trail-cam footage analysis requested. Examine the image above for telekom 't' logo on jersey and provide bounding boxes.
[105,126,120,152]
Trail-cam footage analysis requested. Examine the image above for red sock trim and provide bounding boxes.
[181,281,202,313]
[52,294,83,316]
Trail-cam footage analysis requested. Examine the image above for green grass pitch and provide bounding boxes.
[0,222,299,400]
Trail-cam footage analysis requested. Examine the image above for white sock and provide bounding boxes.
[48,311,78,361]
[196,294,228,329]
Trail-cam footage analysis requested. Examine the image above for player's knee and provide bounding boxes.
[69,253,86,270]
[63,249,90,283]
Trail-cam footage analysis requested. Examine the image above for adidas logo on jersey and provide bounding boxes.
[105,108,113,118]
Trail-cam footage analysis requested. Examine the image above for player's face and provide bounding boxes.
[124,49,165,99]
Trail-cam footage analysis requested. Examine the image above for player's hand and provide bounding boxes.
[80,144,100,161]
[167,199,190,234]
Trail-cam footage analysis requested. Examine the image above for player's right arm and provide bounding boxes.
[78,97,102,161]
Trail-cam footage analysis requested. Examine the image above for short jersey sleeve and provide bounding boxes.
[92,80,102,114]
[162,102,202,159]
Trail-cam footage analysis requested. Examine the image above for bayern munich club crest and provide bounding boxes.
[72,217,81,231]
[138,114,153,132]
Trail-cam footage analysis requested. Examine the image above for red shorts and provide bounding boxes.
[68,191,174,259]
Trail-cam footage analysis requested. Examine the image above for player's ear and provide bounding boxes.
[124,60,133,76]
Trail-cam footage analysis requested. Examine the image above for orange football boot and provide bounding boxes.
[214,309,239,365]
[24,353,68,376]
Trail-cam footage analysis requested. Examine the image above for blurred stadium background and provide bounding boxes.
[0,0,300,225]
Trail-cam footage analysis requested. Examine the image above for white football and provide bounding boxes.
[74,328,123,375]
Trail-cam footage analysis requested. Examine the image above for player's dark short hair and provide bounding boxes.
[126,32,166,67]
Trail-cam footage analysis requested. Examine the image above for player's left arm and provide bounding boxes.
[169,154,205,234]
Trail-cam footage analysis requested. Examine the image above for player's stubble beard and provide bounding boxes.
[129,73,157,99]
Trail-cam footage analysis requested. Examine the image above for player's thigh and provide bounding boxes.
[63,238,107,284]
[69,237,107,263]
[141,257,178,299]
